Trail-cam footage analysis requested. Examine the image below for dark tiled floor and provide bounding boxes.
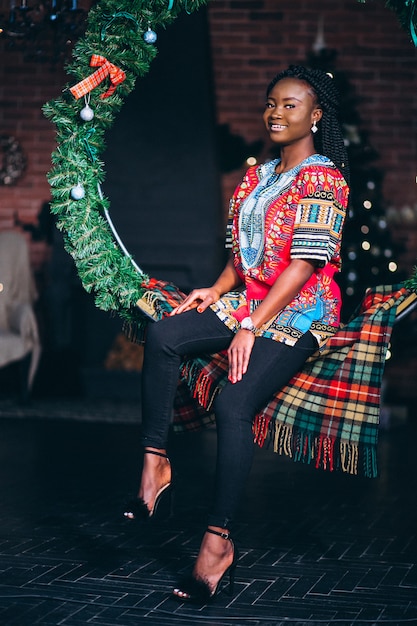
[0,399,416,625]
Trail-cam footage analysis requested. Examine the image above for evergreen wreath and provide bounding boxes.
[43,0,417,338]
[0,135,26,186]
[43,0,208,338]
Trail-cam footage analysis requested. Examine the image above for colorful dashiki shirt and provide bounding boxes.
[210,154,349,347]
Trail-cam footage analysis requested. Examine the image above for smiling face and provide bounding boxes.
[263,77,323,148]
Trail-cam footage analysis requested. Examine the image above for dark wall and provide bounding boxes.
[102,7,223,292]
[81,8,224,368]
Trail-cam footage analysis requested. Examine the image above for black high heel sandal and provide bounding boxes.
[123,450,173,522]
[172,528,239,604]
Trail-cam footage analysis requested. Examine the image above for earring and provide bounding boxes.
[311,120,318,134]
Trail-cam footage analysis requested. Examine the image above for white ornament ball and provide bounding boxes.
[143,28,157,44]
[70,184,85,200]
[80,104,94,121]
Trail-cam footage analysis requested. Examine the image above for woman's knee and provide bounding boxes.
[213,385,256,426]
[145,317,176,356]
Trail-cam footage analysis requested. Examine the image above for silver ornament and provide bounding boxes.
[80,104,94,121]
[143,27,157,44]
[70,184,85,200]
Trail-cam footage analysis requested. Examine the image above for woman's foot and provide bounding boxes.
[124,448,172,521]
[173,527,237,602]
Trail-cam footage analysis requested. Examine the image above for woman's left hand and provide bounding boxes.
[227,329,255,384]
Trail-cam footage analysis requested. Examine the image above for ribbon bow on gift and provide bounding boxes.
[70,55,126,100]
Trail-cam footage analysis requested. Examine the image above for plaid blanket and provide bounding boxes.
[171,285,411,478]
[123,278,187,344]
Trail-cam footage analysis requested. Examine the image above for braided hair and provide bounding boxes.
[267,65,350,184]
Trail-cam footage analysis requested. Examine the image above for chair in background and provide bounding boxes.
[0,231,41,402]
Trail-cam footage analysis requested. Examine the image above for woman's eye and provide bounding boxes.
[284,103,295,108]
[265,102,274,108]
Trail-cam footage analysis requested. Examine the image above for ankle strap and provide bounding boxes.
[206,527,230,540]
[144,449,169,460]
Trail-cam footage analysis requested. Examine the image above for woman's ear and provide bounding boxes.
[313,107,323,123]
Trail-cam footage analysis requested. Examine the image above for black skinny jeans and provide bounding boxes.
[141,307,317,529]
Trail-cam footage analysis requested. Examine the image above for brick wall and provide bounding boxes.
[0,60,66,271]
[0,0,91,273]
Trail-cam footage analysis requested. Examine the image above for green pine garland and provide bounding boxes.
[43,0,417,331]
[43,0,208,330]
[358,0,417,45]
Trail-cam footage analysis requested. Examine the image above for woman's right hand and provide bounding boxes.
[170,287,221,316]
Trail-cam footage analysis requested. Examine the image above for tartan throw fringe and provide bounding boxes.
[171,285,411,478]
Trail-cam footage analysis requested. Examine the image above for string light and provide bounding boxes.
[362,241,371,251]
[246,156,257,166]
[363,200,372,209]
[388,261,398,272]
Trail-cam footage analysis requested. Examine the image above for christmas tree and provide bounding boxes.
[307,46,406,322]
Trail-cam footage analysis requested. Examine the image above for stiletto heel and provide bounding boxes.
[172,528,239,604]
[123,450,173,522]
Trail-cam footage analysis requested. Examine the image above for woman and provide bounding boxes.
[124,65,350,602]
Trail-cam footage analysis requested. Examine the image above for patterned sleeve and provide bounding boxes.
[290,170,347,267]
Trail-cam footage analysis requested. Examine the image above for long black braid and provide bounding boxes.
[267,65,350,185]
